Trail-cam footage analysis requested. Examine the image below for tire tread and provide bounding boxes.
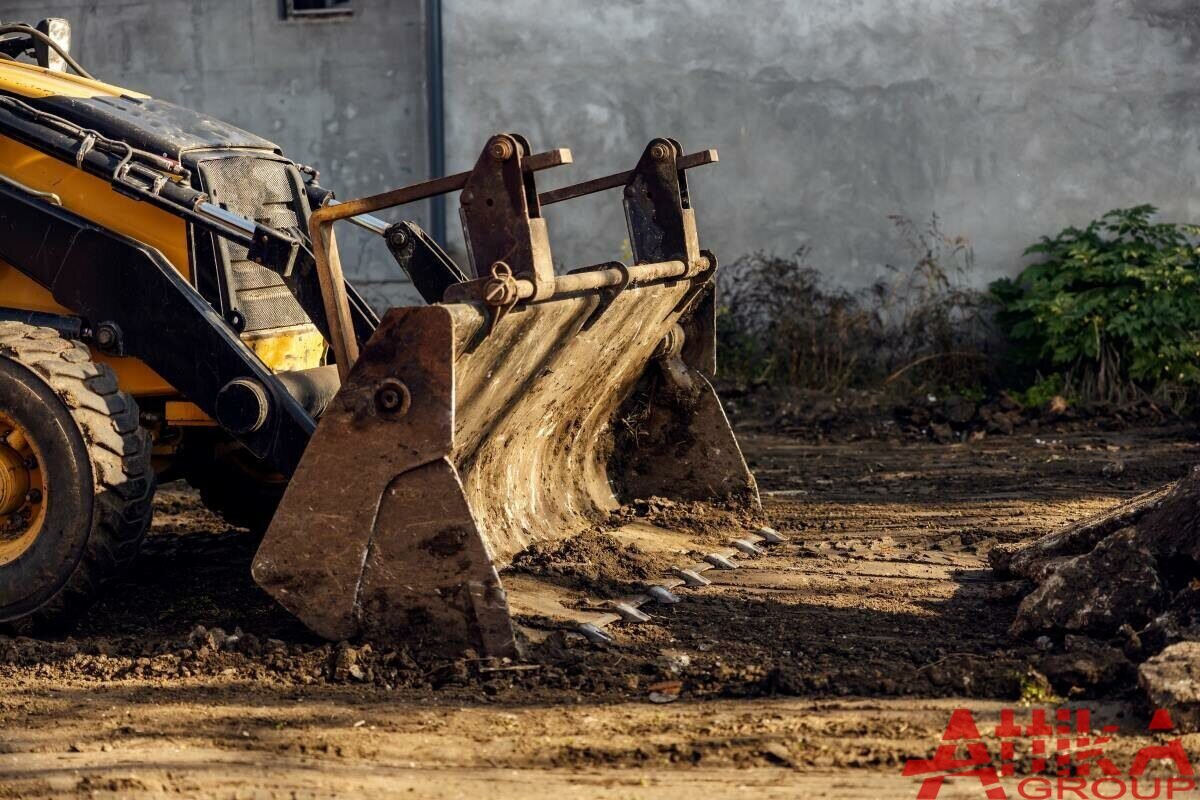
[0,323,154,629]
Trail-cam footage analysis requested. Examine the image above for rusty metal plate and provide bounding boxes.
[252,305,459,642]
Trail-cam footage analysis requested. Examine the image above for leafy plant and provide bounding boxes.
[1009,374,1068,410]
[992,206,1200,406]
[1017,668,1060,705]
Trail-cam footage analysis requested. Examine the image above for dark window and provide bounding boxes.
[284,0,353,19]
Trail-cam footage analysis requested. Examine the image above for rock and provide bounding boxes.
[989,483,1172,579]
[1009,528,1163,638]
[330,642,361,682]
[1101,460,1125,479]
[929,422,955,443]
[1037,635,1133,694]
[1138,641,1200,733]
[986,411,1016,436]
[186,625,225,652]
[1139,585,1200,655]
[760,741,795,767]
[647,680,682,704]
[943,395,976,426]
[1133,467,1200,561]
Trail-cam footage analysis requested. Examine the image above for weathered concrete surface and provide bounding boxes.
[13,2,1200,298]
[5,0,426,307]
[443,0,1200,286]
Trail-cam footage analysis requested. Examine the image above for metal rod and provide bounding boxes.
[307,212,358,380]
[315,149,572,223]
[557,257,701,292]
[537,149,718,207]
[195,202,257,236]
[346,213,390,236]
[318,172,469,224]
[325,199,390,236]
[425,0,446,245]
[503,256,708,301]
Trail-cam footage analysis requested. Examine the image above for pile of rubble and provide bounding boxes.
[992,470,1200,728]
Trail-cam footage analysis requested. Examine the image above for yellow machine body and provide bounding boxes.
[0,60,324,412]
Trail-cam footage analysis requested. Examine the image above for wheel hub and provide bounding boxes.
[0,441,28,515]
[0,412,45,565]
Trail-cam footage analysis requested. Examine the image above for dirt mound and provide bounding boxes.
[505,496,764,600]
[994,469,1200,719]
[508,531,675,598]
[608,496,765,542]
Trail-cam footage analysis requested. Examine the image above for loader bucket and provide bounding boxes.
[252,135,759,656]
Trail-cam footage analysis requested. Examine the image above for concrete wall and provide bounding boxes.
[7,1,1199,298]
[443,0,1200,288]
[1,0,428,308]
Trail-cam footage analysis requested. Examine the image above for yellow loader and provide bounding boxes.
[0,20,761,656]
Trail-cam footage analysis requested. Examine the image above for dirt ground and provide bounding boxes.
[3,422,1200,798]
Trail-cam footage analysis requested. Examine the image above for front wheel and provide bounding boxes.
[0,323,155,630]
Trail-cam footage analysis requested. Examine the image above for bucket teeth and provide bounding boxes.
[673,567,713,587]
[703,553,739,570]
[611,602,652,623]
[647,585,681,604]
[757,526,787,544]
[732,539,765,556]
[577,622,616,645]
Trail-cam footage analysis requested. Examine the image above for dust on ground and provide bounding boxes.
[1,421,1198,797]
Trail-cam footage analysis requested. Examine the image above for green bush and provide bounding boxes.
[1009,374,1068,410]
[991,205,1200,406]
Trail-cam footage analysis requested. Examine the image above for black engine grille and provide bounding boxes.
[196,156,313,334]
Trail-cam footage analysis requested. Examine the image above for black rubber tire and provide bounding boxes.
[183,436,284,534]
[0,322,155,630]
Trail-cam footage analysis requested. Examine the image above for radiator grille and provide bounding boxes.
[197,156,313,333]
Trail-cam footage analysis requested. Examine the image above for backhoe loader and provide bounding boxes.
[0,19,763,655]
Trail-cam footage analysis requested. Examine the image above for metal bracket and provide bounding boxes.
[306,133,570,376]
[623,138,702,271]
[458,134,569,301]
[384,220,468,303]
